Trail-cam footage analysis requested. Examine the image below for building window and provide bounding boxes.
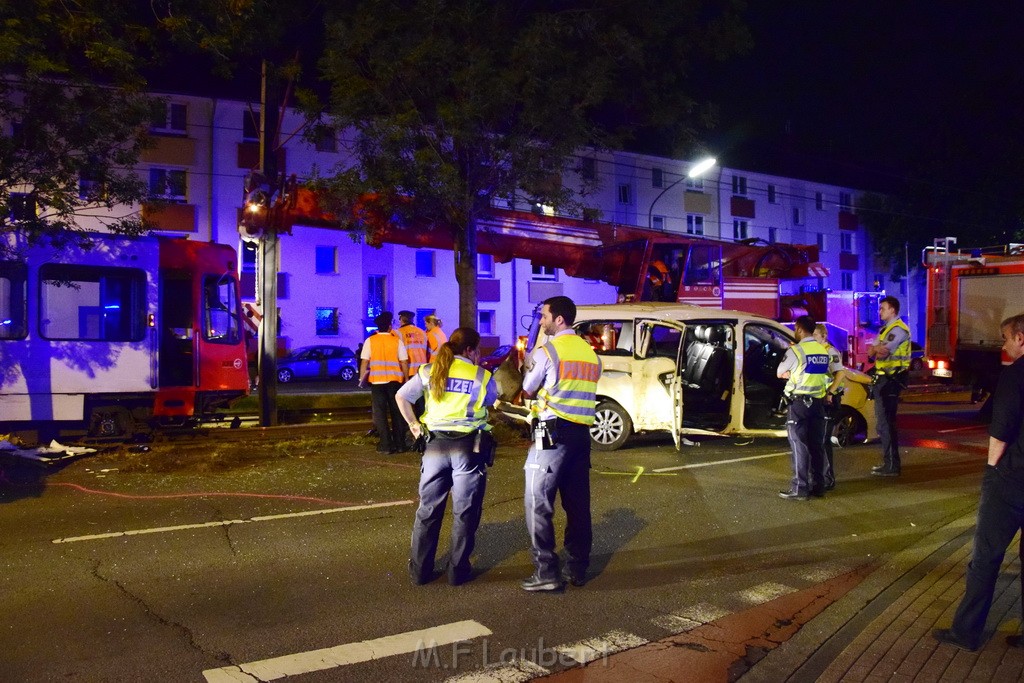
[768,227,778,244]
[240,241,257,273]
[767,184,778,204]
[151,102,187,134]
[817,233,826,251]
[8,192,36,222]
[686,214,704,236]
[840,272,854,291]
[839,192,853,211]
[315,246,337,274]
[815,192,824,210]
[733,220,748,240]
[651,167,663,188]
[792,207,804,225]
[580,157,596,181]
[148,168,187,203]
[315,307,339,335]
[841,232,854,254]
[873,273,885,291]
[242,110,260,141]
[416,308,434,329]
[314,127,337,152]
[477,253,495,278]
[732,175,747,196]
[652,215,666,231]
[617,184,632,205]
[532,264,557,281]
[686,176,705,192]
[415,250,435,277]
[366,275,386,320]
[478,310,495,335]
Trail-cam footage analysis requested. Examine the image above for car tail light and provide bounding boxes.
[927,359,935,369]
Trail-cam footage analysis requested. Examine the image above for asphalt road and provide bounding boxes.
[0,399,987,681]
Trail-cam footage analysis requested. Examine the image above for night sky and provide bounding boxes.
[706,2,1024,201]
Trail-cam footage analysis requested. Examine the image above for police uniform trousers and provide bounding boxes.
[409,433,488,583]
[786,396,826,495]
[948,466,1024,649]
[822,397,840,489]
[874,374,904,471]
[524,418,592,581]
[370,381,407,451]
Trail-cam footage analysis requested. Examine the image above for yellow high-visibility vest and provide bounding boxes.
[786,340,830,398]
[368,333,404,383]
[418,358,491,432]
[875,318,911,375]
[536,334,600,425]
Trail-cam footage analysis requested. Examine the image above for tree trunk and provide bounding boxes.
[454,216,479,329]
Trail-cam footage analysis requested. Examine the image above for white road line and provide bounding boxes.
[52,499,415,544]
[203,620,492,682]
[444,660,549,682]
[937,424,986,434]
[737,581,794,604]
[651,614,703,633]
[675,602,731,624]
[652,451,790,473]
[554,630,648,665]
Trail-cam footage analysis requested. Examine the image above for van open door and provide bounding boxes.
[634,319,687,449]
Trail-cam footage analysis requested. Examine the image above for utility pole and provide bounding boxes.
[257,59,280,427]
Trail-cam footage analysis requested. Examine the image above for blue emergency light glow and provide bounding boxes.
[104,304,121,310]
[1,319,11,325]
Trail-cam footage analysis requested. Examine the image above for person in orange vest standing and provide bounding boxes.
[398,310,429,416]
[359,312,409,453]
[425,314,448,360]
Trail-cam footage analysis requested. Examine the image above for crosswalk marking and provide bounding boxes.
[554,630,648,665]
[651,614,703,633]
[443,660,549,682]
[202,620,491,682]
[738,581,793,604]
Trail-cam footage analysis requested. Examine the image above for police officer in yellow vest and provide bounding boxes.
[397,327,498,586]
[777,315,831,500]
[869,295,911,476]
[520,296,601,591]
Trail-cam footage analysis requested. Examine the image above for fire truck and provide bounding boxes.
[923,237,1024,396]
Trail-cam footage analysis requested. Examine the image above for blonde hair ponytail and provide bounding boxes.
[428,327,481,402]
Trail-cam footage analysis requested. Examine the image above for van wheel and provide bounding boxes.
[833,406,867,447]
[591,401,633,451]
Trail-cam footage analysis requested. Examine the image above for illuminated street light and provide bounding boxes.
[648,156,718,231]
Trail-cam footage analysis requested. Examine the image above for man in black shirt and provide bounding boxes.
[933,313,1024,651]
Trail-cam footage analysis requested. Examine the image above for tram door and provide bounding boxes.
[159,271,195,387]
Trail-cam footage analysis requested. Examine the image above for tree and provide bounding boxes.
[309,0,750,327]
[0,1,164,256]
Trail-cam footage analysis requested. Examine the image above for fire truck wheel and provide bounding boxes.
[832,406,867,448]
[591,400,633,451]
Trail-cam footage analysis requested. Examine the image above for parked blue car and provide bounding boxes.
[277,345,358,383]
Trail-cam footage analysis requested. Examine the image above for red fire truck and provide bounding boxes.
[923,237,1024,396]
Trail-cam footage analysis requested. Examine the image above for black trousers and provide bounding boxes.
[874,374,904,470]
[786,396,826,494]
[370,382,406,451]
[950,466,1024,648]
[822,397,840,488]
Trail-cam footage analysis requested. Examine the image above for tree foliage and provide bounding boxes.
[308,0,750,326]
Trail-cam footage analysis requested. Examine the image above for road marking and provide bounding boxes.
[651,614,703,633]
[444,660,549,682]
[52,499,415,544]
[652,451,790,473]
[203,620,492,682]
[938,424,986,434]
[554,630,648,665]
[596,466,677,481]
[737,581,794,604]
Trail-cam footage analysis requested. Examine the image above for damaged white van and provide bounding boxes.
[503,302,876,451]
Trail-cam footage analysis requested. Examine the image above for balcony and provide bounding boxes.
[142,203,196,232]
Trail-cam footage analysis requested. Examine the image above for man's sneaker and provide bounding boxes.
[871,467,901,477]
[561,567,587,587]
[521,573,565,592]
[932,628,978,652]
[778,489,809,501]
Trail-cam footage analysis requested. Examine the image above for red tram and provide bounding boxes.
[0,233,249,438]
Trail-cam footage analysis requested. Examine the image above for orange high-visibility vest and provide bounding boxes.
[399,324,428,376]
[367,333,404,383]
[427,326,448,359]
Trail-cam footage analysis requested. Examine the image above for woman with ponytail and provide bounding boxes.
[396,327,498,586]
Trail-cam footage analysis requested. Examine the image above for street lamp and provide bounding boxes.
[647,156,717,231]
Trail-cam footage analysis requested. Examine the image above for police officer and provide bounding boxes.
[397,310,429,416]
[359,312,409,453]
[776,315,830,500]
[869,296,911,476]
[813,324,847,491]
[520,295,601,591]
[396,327,498,586]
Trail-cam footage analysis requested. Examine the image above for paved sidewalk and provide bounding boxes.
[542,510,1024,682]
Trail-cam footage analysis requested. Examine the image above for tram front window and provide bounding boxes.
[203,274,241,344]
